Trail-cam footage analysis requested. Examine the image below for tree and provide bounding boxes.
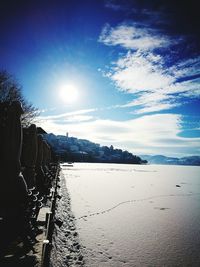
[0,70,39,126]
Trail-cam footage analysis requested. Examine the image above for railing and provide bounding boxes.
[41,164,60,267]
[0,101,59,262]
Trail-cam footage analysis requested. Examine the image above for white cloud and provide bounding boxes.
[110,51,174,93]
[123,92,172,108]
[61,115,94,123]
[39,108,97,121]
[171,56,200,78]
[104,50,200,114]
[38,113,200,157]
[99,24,170,50]
[134,102,179,114]
[99,21,200,114]
[121,90,181,114]
[180,78,200,98]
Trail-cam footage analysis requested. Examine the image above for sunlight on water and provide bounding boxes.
[62,163,200,267]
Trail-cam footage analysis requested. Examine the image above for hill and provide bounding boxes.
[140,155,200,166]
[43,133,147,164]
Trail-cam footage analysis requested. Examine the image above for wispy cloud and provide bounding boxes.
[171,56,200,78]
[39,107,56,113]
[99,24,170,51]
[39,108,97,121]
[104,0,125,11]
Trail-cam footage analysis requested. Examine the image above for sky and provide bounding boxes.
[1,0,200,157]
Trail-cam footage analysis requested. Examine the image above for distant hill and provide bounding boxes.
[140,155,200,166]
[43,133,147,164]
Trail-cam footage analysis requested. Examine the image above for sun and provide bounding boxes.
[59,83,79,104]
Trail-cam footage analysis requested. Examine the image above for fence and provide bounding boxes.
[0,101,59,265]
[41,165,60,267]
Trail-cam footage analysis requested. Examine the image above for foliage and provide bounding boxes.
[0,70,39,126]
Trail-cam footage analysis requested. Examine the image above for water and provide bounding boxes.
[62,163,200,267]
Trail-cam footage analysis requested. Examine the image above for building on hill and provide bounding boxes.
[43,133,146,164]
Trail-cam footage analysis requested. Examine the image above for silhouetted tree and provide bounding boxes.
[0,70,39,126]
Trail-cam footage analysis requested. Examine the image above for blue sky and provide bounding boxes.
[1,0,200,157]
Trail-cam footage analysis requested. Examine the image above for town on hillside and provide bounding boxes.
[43,132,147,164]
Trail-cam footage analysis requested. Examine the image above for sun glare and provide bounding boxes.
[59,83,79,104]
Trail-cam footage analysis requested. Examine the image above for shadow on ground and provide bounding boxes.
[0,254,38,267]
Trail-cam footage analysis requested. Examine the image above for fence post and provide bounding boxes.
[21,124,38,189]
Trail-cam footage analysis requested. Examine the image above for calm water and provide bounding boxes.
[62,163,200,267]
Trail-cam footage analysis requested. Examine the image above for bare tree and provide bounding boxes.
[0,70,39,126]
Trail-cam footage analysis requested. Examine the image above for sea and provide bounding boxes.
[61,163,200,267]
